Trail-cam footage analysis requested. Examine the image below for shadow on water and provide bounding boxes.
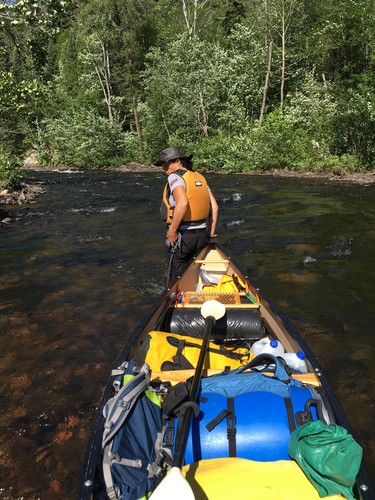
[0,171,374,498]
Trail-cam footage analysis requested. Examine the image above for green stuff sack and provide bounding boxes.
[288,420,362,500]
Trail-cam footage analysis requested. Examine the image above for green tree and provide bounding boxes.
[332,84,375,168]
[283,72,337,158]
[0,147,23,189]
[1,0,375,171]
[142,34,233,160]
[154,0,229,44]
[0,0,75,155]
[301,0,374,82]
[58,0,157,161]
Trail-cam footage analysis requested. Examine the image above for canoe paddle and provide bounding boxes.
[149,299,226,500]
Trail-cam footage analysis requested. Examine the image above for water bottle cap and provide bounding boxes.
[296,351,306,360]
[270,340,279,348]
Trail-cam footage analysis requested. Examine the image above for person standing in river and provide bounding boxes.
[154,146,219,285]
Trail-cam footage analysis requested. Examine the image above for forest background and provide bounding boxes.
[1,0,375,188]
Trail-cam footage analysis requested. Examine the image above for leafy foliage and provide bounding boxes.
[0,148,23,189]
[0,0,374,171]
[332,85,375,168]
[42,110,137,167]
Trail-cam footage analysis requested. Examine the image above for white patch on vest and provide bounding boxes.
[195,181,202,186]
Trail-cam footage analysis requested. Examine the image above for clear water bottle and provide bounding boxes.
[281,351,308,373]
[250,337,285,357]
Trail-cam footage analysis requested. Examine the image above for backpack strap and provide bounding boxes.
[103,451,143,500]
[102,364,150,448]
[232,353,291,382]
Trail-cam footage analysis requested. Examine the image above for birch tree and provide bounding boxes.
[78,35,114,122]
[180,0,209,35]
[262,0,302,109]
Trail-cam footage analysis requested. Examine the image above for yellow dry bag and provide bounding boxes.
[143,331,251,372]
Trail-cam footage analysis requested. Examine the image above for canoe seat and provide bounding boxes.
[176,290,260,308]
[165,307,265,342]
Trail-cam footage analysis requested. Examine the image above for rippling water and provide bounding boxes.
[1,171,374,498]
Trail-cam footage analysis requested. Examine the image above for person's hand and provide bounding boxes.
[167,228,179,246]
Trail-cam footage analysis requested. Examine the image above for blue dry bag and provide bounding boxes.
[182,354,328,463]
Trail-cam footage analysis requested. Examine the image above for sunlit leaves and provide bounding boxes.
[0,0,75,34]
[0,71,44,115]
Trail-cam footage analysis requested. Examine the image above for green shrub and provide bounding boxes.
[332,87,375,168]
[188,133,233,171]
[300,154,364,173]
[178,130,258,173]
[0,150,24,189]
[248,110,313,170]
[42,110,140,168]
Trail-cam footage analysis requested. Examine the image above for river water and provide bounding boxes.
[0,170,374,498]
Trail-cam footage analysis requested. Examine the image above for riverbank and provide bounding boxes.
[243,168,375,185]
[115,163,375,185]
[2,163,374,210]
[21,155,375,184]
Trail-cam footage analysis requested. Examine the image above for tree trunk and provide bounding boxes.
[260,41,273,124]
[181,0,195,34]
[132,95,144,164]
[94,41,113,122]
[280,3,286,110]
[181,0,209,35]
[197,81,209,137]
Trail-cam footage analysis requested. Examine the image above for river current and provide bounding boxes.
[0,170,374,498]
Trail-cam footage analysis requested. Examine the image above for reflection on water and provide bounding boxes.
[0,171,374,498]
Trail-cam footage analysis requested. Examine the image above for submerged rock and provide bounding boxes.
[303,255,317,265]
[0,207,11,224]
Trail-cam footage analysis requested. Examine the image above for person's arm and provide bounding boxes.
[208,189,218,237]
[167,185,188,246]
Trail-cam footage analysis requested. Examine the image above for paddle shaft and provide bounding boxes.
[173,315,216,469]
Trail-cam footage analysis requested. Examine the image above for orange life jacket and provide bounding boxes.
[161,169,210,224]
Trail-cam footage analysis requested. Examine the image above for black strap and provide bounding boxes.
[167,335,248,362]
[206,410,231,432]
[219,344,249,361]
[161,416,175,469]
[205,398,237,457]
[173,338,185,363]
[284,397,296,433]
[227,397,237,457]
[165,423,175,449]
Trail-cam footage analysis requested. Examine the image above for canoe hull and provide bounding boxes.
[78,242,374,500]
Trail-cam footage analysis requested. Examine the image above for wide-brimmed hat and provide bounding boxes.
[153,146,193,166]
